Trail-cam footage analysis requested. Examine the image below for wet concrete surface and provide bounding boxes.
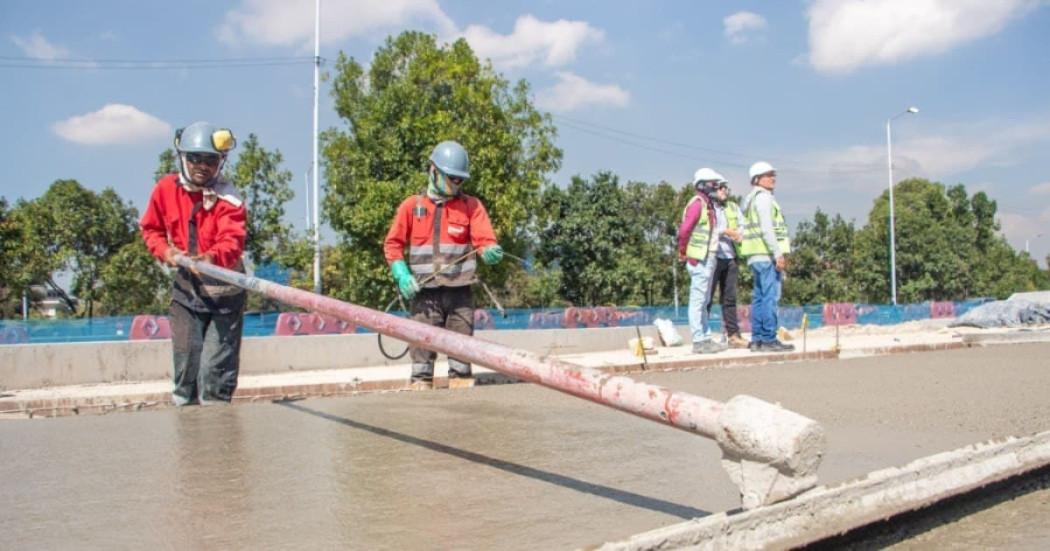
[2,343,1049,549]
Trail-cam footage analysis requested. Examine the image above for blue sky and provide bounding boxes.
[3,0,1049,264]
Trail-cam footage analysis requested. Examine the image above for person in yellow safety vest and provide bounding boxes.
[740,161,794,352]
[704,177,749,349]
[677,168,729,354]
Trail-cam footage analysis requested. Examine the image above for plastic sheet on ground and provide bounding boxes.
[950,299,1050,328]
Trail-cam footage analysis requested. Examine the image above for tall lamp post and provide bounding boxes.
[1026,233,1043,255]
[886,106,919,305]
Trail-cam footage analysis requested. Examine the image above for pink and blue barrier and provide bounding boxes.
[0,298,995,344]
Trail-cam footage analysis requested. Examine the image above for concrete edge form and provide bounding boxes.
[593,430,1050,551]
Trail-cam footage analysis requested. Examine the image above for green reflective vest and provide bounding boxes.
[739,190,791,258]
[724,200,742,255]
[682,195,713,261]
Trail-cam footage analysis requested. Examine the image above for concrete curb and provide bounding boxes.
[594,429,1050,550]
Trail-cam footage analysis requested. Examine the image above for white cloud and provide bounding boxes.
[535,72,629,113]
[783,117,1050,194]
[10,31,70,60]
[723,11,767,44]
[217,0,456,47]
[1029,182,1050,195]
[53,104,171,146]
[807,0,1040,73]
[461,15,604,69]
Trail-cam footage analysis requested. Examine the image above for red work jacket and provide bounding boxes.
[384,193,497,287]
[140,174,246,269]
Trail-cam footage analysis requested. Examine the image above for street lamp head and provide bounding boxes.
[907,107,919,113]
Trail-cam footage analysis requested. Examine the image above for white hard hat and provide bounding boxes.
[748,161,776,181]
[693,167,725,185]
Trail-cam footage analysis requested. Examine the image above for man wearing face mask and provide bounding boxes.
[140,122,248,405]
[384,140,503,390]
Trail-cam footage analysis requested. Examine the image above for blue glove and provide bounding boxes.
[480,244,503,265]
[390,260,420,299]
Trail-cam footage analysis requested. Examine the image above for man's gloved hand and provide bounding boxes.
[480,244,503,265]
[390,260,420,299]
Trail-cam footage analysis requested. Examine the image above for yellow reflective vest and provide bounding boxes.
[682,195,713,261]
[739,190,791,258]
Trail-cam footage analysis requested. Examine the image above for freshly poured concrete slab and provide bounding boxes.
[2,344,1049,549]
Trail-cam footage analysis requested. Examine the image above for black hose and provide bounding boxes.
[377,293,410,360]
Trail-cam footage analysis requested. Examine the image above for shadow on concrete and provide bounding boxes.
[278,401,710,520]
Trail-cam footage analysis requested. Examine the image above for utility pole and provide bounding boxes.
[311,0,322,293]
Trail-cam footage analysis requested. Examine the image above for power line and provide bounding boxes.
[554,113,883,176]
[0,55,319,70]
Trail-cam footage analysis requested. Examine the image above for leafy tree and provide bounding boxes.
[783,209,856,304]
[95,240,169,315]
[322,31,562,307]
[226,133,296,266]
[154,148,176,181]
[538,172,658,306]
[0,197,24,316]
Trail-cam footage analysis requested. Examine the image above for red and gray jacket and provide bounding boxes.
[384,193,498,287]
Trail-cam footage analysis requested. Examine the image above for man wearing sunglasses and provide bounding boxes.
[706,178,749,349]
[384,140,503,390]
[140,121,248,405]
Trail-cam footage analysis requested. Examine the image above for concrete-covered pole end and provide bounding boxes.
[716,394,826,509]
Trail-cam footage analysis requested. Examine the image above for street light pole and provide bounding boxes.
[1026,233,1043,254]
[311,0,322,294]
[886,106,919,306]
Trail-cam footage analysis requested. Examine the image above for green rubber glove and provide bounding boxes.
[390,260,420,299]
[480,244,503,265]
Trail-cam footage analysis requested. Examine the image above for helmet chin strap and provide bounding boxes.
[176,152,225,188]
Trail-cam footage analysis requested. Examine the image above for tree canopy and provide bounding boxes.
[322,31,562,307]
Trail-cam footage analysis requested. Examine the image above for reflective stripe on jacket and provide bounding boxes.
[739,189,791,258]
[384,193,498,288]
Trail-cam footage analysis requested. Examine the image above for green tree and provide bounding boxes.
[226,133,296,266]
[95,240,169,315]
[322,31,562,307]
[154,148,176,181]
[538,172,658,306]
[0,197,24,316]
[783,209,856,304]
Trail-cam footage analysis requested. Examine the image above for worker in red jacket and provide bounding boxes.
[384,141,503,390]
[140,122,247,406]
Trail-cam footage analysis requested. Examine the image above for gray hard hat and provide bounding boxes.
[175,122,236,155]
[429,140,470,180]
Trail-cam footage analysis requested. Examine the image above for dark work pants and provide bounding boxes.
[706,257,740,337]
[409,285,474,381]
[170,300,245,405]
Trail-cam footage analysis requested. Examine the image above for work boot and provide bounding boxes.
[761,340,796,352]
[728,334,750,349]
[447,370,475,389]
[693,340,728,354]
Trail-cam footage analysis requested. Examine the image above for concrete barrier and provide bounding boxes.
[0,325,678,390]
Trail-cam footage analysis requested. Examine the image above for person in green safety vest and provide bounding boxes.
[705,177,749,349]
[677,167,729,354]
[740,161,794,352]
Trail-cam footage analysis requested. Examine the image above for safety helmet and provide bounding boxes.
[693,167,725,192]
[429,140,470,180]
[748,161,776,182]
[174,122,236,155]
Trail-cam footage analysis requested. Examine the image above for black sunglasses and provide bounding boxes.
[186,153,221,167]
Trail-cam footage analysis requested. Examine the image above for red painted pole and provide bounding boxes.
[177,256,725,437]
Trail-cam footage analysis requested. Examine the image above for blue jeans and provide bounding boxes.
[750,261,781,343]
[687,256,717,344]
